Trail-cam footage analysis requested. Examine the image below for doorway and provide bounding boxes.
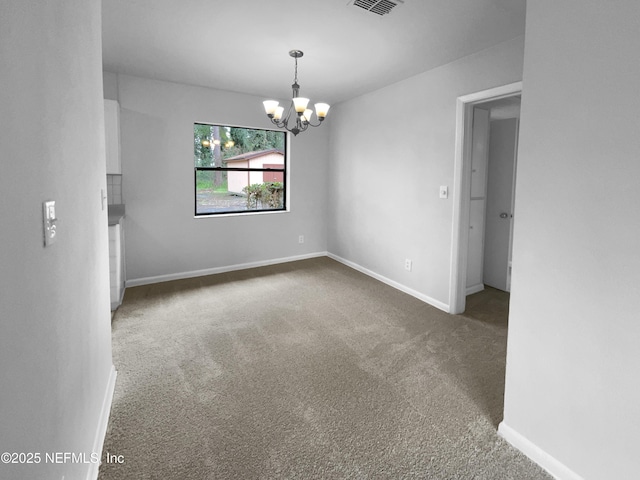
[449,83,522,314]
[468,97,520,294]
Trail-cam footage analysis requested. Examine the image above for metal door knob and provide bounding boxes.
[500,212,509,219]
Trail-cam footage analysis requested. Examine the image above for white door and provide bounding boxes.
[466,108,490,294]
[483,118,518,292]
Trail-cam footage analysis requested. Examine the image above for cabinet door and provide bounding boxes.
[104,100,121,174]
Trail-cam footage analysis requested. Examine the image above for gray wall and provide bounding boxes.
[327,36,525,310]
[502,1,640,478]
[103,71,119,101]
[113,74,329,284]
[0,1,114,479]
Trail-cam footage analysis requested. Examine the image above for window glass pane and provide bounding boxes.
[194,124,286,216]
[196,170,284,215]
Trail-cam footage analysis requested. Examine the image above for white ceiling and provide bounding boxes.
[102,0,526,105]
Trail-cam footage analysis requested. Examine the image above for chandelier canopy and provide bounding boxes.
[263,50,330,136]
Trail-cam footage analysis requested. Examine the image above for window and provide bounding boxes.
[194,123,287,216]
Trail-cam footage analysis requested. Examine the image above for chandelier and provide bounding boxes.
[263,50,330,136]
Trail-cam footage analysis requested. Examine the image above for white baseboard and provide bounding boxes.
[466,283,485,295]
[126,252,328,288]
[498,421,584,480]
[126,251,450,313]
[327,253,450,313]
[86,365,117,480]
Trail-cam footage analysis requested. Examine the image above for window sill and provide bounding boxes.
[194,209,290,219]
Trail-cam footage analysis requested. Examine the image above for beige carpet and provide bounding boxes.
[99,257,550,479]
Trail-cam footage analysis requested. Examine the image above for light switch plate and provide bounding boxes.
[43,200,57,246]
[439,186,448,199]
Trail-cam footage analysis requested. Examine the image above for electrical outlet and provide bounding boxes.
[404,259,412,271]
[298,235,304,244]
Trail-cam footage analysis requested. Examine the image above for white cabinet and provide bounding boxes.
[108,222,125,310]
[104,99,121,174]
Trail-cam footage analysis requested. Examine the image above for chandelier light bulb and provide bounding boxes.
[302,109,314,123]
[263,100,279,117]
[292,97,310,113]
[314,103,330,120]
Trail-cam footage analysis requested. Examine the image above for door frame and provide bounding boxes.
[449,82,522,314]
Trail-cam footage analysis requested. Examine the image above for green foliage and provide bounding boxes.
[242,183,262,209]
[194,124,214,167]
[195,170,213,190]
[242,182,284,209]
[196,171,227,192]
[265,130,285,151]
[263,181,284,208]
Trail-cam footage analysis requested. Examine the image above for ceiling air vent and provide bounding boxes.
[351,0,403,16]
